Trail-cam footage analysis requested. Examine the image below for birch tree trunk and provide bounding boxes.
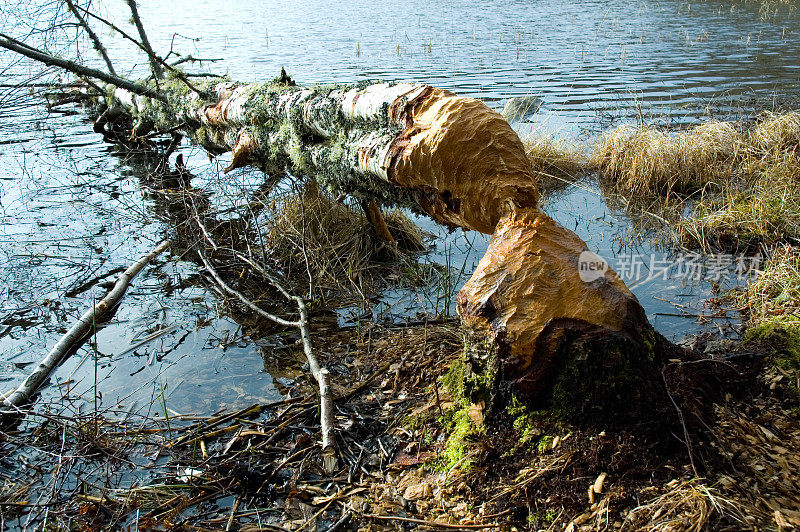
[95,76,667,422]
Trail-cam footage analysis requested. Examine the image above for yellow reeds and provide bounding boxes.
[587,112,800,252]
[589,121,742,194]
[524,136,586,177]
[740,244,800,324]
[749,111,800,154]
[678,158,800,252]
[523,136,587,195]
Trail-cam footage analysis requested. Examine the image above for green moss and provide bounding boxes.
[435,344,499,472]
[528,508,559,527]
[505,395,541,444]
[743,320,800,371]
[536,435,554,454]
[437,401,484,472]
[441,342,497,407]
[441,356,468,401]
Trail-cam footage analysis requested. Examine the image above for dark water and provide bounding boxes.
[0,0,798,419]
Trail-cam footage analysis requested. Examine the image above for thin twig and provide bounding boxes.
[73,4,207,96]
[224,496,239,531]
[197,252,298,328]
[0,32,165,101]
[662,366,698,476]
[63,0,116,75]
[361,512,503,529]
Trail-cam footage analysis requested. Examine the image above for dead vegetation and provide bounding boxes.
[263,182,429,304]
[621,480,746,532]
[523,136,587,194]
[739,244,800,324]
[5,313,798,531]
[587,111,800,253]
[590,121,743,195]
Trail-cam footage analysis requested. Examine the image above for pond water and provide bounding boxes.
[0,0,798,419]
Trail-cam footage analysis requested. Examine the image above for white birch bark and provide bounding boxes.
[0,241,170,414]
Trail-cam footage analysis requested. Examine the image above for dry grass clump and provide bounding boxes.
[678,159,800,252]
[678,132,800,251]
[739,244,800,324]
[264,184,428,300]
[622,480,746,532]
[749,111,800,154]
[523,136,587,196]
[590,121,742,194]
[524,136,586,178]
[592,113,800,252]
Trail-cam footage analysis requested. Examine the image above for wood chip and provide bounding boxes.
[593,472,607,494]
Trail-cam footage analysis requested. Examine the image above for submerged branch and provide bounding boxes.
[0,32,166,101]
[0,240,170,415]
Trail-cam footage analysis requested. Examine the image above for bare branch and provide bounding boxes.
[124,0,163,79]
[171,55,223,67]
[72,4,207,96]
[193,214,337,474]
[0,31,167,101]
[196,251,299,328]
[197,250,337,472]
[63,0,116,75]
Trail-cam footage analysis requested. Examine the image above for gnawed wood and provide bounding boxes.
[0,22,671,419]
[89,76,665,419]
[458,209,643,380]
[361,199,396,244]
[456,210,668,422]
[93,79,539,233]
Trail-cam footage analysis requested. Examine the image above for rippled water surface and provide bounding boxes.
[0,0,799,417]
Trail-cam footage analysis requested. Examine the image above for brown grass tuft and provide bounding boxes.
[749,111,800,154]
[523,136,587,196]
[739,244,800,324]
[524,136,586,177]
[265,183,428,301]
[591,113,800,252]
[589,121,742,194]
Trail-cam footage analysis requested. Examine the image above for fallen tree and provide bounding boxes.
[0,31,675,424]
